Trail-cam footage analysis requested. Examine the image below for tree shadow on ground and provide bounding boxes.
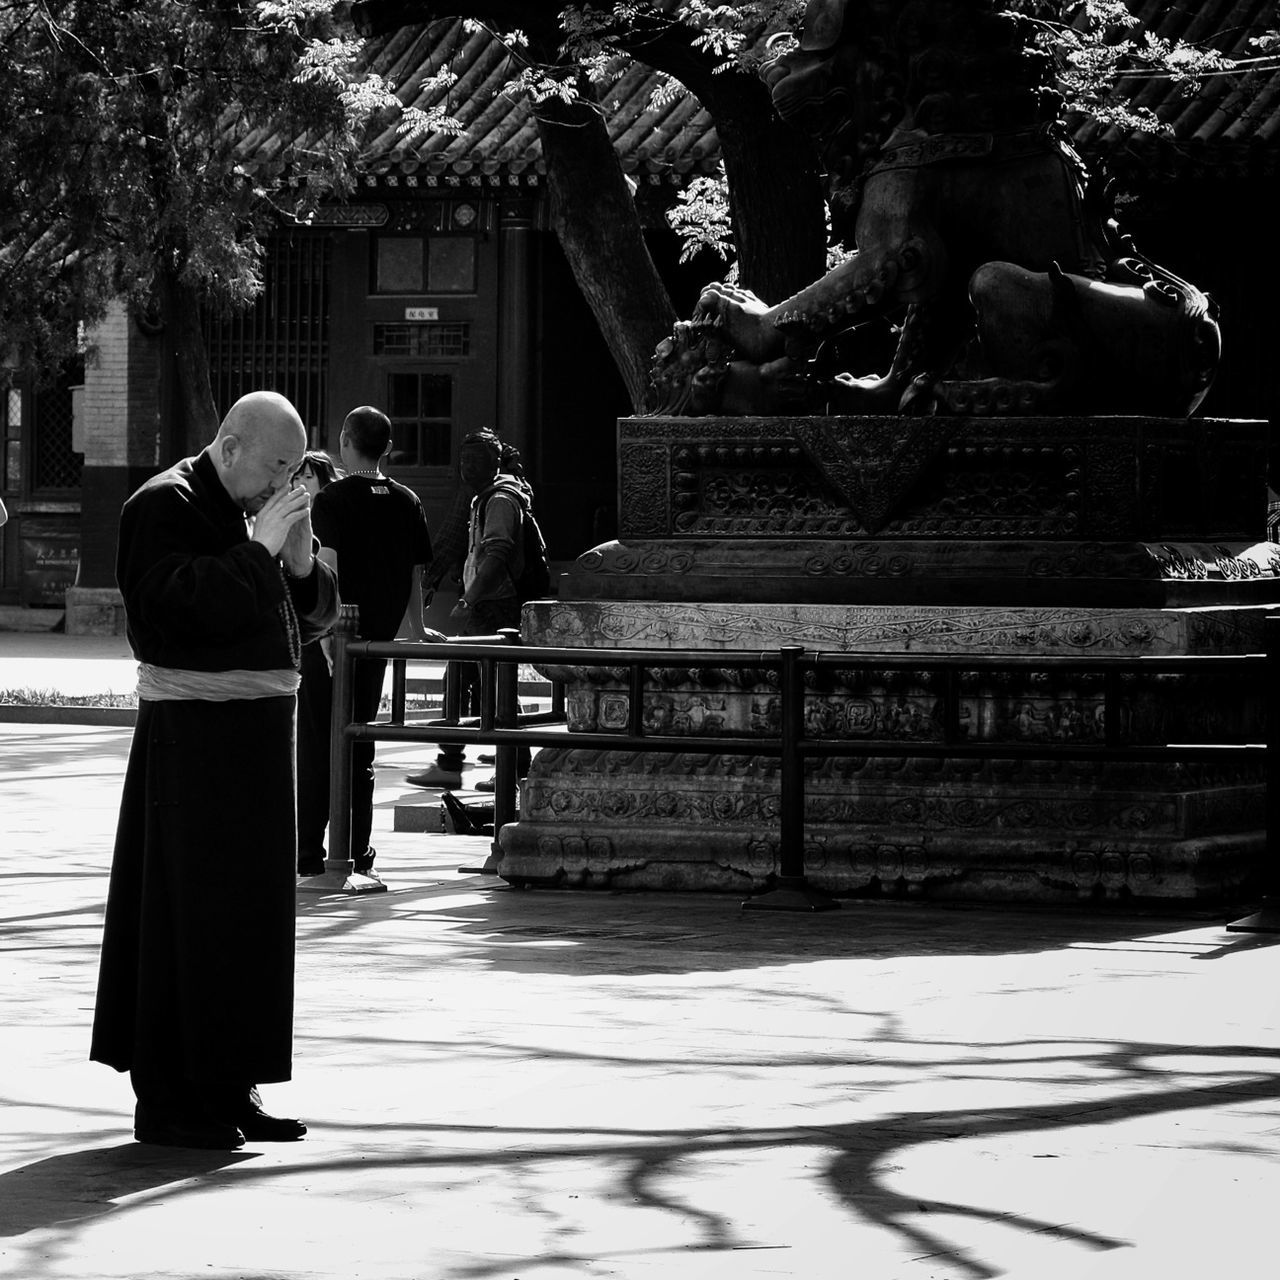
[5,1039,1274,1279]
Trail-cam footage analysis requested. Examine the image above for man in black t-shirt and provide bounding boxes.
[296,406,440,877]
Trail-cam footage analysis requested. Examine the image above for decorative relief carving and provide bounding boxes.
[845,842,930,883]
[526,747,1263,791]
[916,444,1081,535]
[804,546,913,577]
[1214,545,1269,580]
[1027,544,1153,579]
[527,601,1206,655]
[1070,848,1159,890]
[1156,545,1211,580]
[792,417,954,533]
[642,691,730,735]
[1079,440,1134,536]
[614,418,1271,554]
[523,748,1205,837]
[619,444,670,537]
[607,547,695,575]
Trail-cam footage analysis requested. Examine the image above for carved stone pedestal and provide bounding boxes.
[500,600,1265,902]
[498,416,1279,905]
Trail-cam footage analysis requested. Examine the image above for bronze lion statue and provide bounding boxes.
[651,0,1220,418]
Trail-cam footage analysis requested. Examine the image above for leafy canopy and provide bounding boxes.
[0,0,429,379]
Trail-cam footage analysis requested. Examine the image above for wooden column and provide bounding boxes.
[496,197,535,464]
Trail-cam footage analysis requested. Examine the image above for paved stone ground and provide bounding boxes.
[3,633,1280,1279]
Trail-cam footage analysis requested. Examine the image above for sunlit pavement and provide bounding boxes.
[3,637,1280,1279]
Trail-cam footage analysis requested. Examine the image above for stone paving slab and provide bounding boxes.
[3,645,1280,1279]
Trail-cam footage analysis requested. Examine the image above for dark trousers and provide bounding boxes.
[436,660,479,772]
[437,598,530,775]
[297,639,387,861]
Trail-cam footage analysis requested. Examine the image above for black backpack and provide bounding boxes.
[477,479,553,602]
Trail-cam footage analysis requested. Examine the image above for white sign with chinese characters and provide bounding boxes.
[404,307,439,321]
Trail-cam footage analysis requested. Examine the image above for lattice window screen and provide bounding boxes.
[33,381,82,490]
[204,232,331,437]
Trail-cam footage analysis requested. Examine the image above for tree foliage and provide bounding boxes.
[1002,1,1266,134]
[0,0,423,402]
[370,2,1280,279]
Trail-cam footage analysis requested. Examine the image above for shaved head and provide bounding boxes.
[210,392,308,513]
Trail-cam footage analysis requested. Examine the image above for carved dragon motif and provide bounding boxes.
[650,0,1221,419]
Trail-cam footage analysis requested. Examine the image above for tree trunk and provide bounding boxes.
[605,20,828,304]
[349,3,827,388]
[534,79,678,413]
[699,93,827,305]
[161,267,220,459]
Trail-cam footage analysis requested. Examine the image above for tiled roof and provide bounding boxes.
[352,20,720,185]
[264,8,1279,186]
[1073,0,1280,178]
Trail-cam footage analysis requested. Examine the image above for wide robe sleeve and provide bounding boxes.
[286,550,339,646]
[117,455,337,671]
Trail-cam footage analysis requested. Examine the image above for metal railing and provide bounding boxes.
[321,603,1274,912]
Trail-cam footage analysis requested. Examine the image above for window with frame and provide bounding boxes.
[32,375,84,492]
[374,235,476,294]
[2,387,19,491]
[386,372,453,468]
[374,323,470,358]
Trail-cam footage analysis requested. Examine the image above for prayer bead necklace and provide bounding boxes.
[277,567,302,668]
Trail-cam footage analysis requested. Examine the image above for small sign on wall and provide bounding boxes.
[404,307,439,321]
[20,516,80,607]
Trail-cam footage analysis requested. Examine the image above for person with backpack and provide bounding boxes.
[406,429,545,791]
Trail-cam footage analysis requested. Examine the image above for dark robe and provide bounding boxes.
[91,451,338,1090]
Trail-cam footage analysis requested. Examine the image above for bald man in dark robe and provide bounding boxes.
[91,391,338,1149]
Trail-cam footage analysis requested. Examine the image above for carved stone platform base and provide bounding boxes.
[497,601,1270,904]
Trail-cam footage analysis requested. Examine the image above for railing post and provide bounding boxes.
[1228,614,1280,931]
[743,645,839,912]
[491,628,522,843]
[390,656,407,726]
[458,629,523,877]
[446,659,463,722]
[299,603,386,894]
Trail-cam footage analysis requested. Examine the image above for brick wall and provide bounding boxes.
[69,301,165,628]
[82,301,161,470]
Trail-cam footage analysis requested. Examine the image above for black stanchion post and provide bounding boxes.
[391,657,407,725]
[299,603,386,895]
[443,658,462,723]
[1227,614,1280,931]
[743,645,839,913]
[458,632,520,877]
[490,628,522,852]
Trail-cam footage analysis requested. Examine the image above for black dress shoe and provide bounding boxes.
[134,1113,245,1150]
[237,1108,307,1141]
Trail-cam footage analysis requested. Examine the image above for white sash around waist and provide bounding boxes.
[136,662,300,702]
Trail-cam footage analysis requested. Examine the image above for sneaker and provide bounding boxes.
[474,777,525,793]
[406,765,464,789]
[354,848,377,876]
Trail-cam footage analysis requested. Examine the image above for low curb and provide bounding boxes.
[0,704,136,726]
